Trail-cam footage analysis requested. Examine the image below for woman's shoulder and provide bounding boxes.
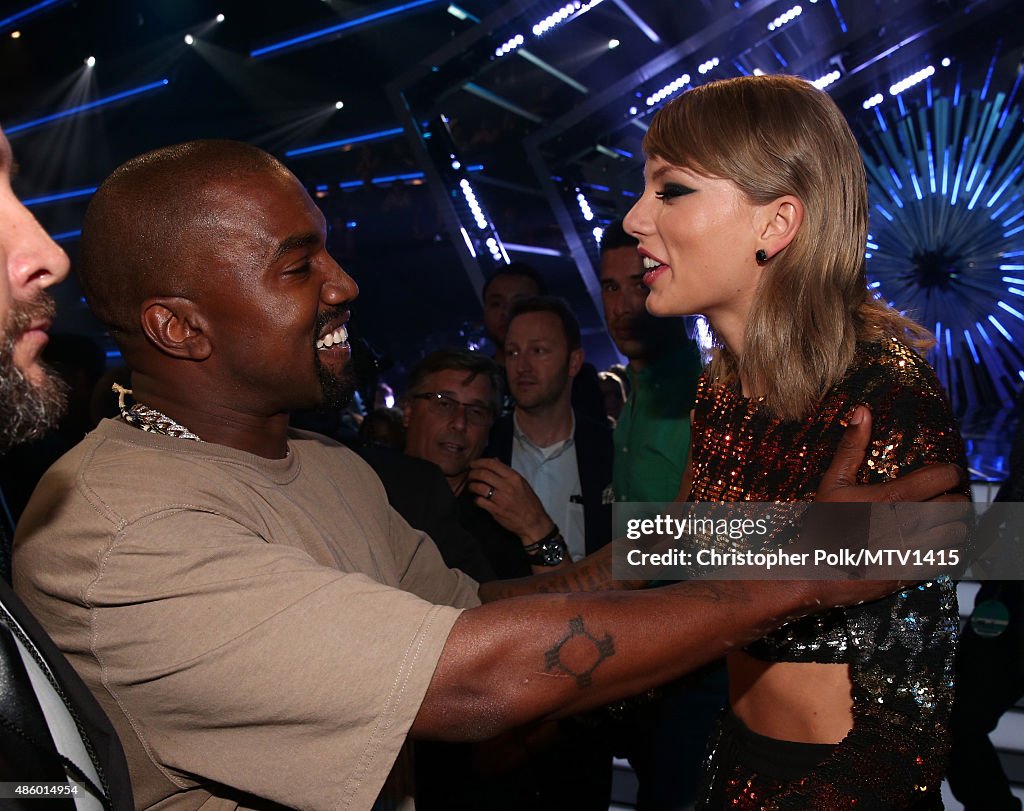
[840,338,949,411]
[843,338,965,480]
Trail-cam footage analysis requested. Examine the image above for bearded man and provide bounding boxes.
[0,123,132,808]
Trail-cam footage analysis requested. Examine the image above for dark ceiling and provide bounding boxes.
[2,0,1023,418]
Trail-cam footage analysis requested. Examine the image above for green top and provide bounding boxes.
[612,340,703,503]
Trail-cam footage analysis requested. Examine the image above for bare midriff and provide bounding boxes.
[728,651,853,744]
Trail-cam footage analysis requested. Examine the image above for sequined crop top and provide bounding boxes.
[688,338,965,717]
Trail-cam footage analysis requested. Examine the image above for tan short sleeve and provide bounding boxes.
[92,508,463,810]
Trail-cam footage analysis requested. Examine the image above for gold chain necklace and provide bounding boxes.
[112,383,203,442]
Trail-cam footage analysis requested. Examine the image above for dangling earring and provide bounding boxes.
[755,249,769,264]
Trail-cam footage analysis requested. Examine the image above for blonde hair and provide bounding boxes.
[643,75,931,420]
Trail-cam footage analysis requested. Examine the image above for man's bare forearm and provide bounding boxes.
[477,544,645,602]
[412,577,824,741]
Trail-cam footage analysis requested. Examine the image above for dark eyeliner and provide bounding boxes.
[655,182,694,200]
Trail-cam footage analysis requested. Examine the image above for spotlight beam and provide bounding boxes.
[517,49,588,94]
[610,0,660,43]
[284,127,404,158]
[0,0,69,35]
[251,0,440,59]
[6,78,170,136]
[22,185,97,207]
[462,82,543,124]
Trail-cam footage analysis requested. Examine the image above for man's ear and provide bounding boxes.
[568,347,584,378]
[757,195,804,258]
[140,297,211,360]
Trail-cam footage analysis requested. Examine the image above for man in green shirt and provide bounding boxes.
[599,219,703,502]
[598,218,717,810]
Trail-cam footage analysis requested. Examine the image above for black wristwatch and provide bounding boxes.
[523,527,568,567]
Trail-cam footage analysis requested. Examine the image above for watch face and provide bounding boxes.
[539,538,566,566]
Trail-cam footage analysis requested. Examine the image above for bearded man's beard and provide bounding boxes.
[0,294,68,452]
[316,359,356,410]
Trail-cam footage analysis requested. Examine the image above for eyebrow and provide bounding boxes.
[270,232,320,264]
[438,389,491,407]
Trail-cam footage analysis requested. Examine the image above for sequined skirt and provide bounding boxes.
[697,709,944,810]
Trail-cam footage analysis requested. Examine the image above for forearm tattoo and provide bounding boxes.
[543,615,615,688]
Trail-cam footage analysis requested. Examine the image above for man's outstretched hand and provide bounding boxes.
[804,405,970,607]
[818,405,965,504]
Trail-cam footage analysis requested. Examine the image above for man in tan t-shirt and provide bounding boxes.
[13,140,964,810]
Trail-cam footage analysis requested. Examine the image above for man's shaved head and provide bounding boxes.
[79,140,289,345]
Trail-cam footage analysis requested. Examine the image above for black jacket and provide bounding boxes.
[487,411,614,555]
[0,577,133,810]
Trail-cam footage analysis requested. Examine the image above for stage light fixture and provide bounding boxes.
[446,4,472,21]
[608,39,619,49]
[335,101,344,109]
[84,55,95,67]
[459,227,476,258]
[494,33,524,58]
[889,65,934,96]
[10,31,20,39]
[767,5,802,32]
[861,84,1024,411]
[460,179,489,230]
[575,189,594,222]
[811,69,840,90]
[698,57,719,75]
[645,73,690,107]
[184,34,195,45]
[506,243,563,257]
[216,13,225,22]
[532,0,603,37]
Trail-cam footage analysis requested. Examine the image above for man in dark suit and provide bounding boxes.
[485,295,615,809]
[0,123,132,809]
[489,296,613,562]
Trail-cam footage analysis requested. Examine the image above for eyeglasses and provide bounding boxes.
[411,392,495,426]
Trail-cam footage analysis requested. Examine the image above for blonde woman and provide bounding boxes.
[625,75,965,808]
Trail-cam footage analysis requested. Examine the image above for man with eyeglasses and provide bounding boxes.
[401,349,560,579]
[401,348,617,808]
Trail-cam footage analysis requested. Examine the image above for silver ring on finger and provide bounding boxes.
[486,486,495,500]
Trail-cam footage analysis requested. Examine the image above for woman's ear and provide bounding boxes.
[140,297,212,361]
[756,195,804,259]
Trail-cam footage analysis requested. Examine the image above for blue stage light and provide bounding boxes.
[285,127,404,157]
[0,0,68,35]
[6,79,169,136]
[861,82,1024,411]
[251,0,438,58]
[22,186,97,207]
